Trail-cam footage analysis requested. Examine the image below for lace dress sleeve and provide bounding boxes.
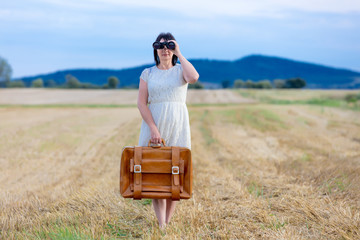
[140,68,149,83]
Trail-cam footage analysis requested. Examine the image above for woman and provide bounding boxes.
[137,32,199,229]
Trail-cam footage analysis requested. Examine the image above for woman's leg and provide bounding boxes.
[165,199,177,224]
[152,199,166,228]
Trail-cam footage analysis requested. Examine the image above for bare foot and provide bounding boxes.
[159,223,167,230]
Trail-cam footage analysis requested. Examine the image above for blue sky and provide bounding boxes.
[1,0,360,78]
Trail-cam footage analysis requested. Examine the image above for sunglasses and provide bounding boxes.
[152,41,175,50]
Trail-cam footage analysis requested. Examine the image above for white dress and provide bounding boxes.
[138,63,191,149]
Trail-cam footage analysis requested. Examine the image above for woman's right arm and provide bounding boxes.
[137,78,162,144]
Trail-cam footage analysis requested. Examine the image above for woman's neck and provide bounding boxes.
[157,61,173,70]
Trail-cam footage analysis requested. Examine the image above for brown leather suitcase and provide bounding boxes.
[120,140,192,200]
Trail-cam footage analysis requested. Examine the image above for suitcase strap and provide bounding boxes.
[171,147,181,200]
[134,146,142,200]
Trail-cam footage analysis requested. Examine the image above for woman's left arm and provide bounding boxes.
[170,41,199,84]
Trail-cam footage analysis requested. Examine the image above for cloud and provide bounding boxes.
[1,0,360,77]
[2,0,358,35]
[78,0,360,16]
[3,0,360,23]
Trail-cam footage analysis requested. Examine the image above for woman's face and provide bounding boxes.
[157,38,174,63]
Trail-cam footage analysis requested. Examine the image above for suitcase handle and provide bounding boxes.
[148,138,166,148]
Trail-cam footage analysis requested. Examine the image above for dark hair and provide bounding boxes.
[153,32,178,66]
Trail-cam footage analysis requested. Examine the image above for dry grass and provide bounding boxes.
[236,89,359,101]
[0,89,254,105]
[0,89,359,239]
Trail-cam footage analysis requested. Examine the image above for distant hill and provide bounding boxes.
[15,55,360,89]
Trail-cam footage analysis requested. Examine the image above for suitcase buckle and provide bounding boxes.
[172,166,179,174]
[134,165,141,173]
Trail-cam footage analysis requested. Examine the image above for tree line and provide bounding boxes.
[231,78,306,89]
[1,74,120,89]
[1,55,306,89]
[0,56,121,89]
[188,78,306,89]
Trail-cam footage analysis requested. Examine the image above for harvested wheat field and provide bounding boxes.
[0,89,360,239]
[0,89,255,105]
